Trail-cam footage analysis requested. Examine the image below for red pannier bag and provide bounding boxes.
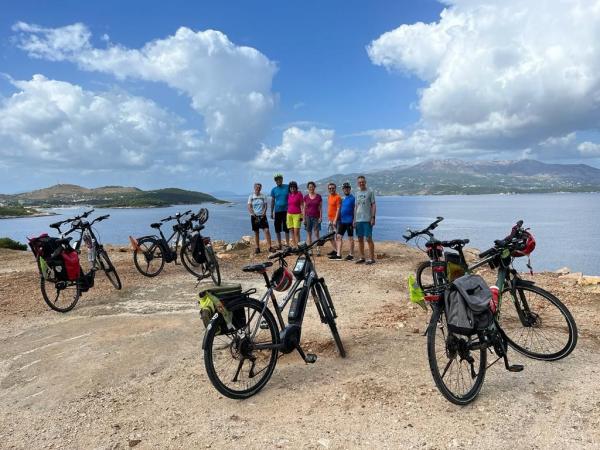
[61,250,81,281]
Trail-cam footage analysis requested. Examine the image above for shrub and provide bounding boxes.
[0,237,27,251]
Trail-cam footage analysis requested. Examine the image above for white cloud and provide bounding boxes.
[367,0,600,158]
[578,141,600,157]
[0,75,202,172]
[13,22,277,159]
[251,127,358,175]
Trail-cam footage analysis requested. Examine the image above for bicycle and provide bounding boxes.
[404,218,577,404]
[202,231,346,399]
[179,209,221,285]
[29,209,121,312]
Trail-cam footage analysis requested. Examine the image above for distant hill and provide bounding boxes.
[1,184,226,208]
[316,159,600,195]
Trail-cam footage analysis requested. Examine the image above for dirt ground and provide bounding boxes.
[1,242,599,449]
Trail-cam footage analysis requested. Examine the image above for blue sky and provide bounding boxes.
[1,0,600,193]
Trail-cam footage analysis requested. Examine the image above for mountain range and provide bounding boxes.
[316,159,600,195]
[0,184,225,208]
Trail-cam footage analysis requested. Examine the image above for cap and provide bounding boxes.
[342,182,351,188]
[273,173,283,180]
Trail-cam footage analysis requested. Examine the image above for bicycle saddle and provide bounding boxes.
[56,237,72,245]
[150,222,162,229]
[242,262,273,273]
[49,222,62,229]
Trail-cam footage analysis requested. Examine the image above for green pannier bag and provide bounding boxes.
[198,284,247,334]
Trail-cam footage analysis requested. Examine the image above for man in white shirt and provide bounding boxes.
[247,182,274,254]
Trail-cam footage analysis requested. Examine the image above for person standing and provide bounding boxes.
[303,181,323,255]
[354,175,376,264]
[270,173,290,249]
[286,181,304,248]
[326,182,341,256]
[247,182,274,254]
[329,182,355,260]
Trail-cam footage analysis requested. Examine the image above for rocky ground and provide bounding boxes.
[1,241,599,449]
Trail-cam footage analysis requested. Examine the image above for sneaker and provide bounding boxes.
[254,248,261,254]
[268,247,277,253]
[355,258,366,264]
[328,254,342,260]
[365,259,376,265]
[344,254,354,261]
[327,250,337,257]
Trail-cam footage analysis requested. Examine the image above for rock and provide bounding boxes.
[376,252,388,259]
[118,247,128,253]
[559,272,583,280]
[318,438,331,448]
[241,235,252,244]
[225,244,234,252]
[128,439,142,447]
[579,276,600,286]
[555,267,571,275]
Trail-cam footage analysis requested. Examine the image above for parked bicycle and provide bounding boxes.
[130,208,220,284]
[28,209,121,313]
[404,218,577,404]
[202,231,345,399]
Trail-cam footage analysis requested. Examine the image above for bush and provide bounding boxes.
[0,237,27,251]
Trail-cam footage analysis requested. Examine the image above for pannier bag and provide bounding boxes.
[445,251,466,282]
[61,250,81,281]
[191,234,207,264]
[198,284,247,334]
[445,274,493,335]
[29,234,80,281]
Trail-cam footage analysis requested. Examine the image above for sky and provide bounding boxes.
[2,0,600,194]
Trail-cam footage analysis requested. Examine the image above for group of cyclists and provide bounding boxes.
[247,173,378,265]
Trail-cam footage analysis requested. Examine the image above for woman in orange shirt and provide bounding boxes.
[326,182,341,256]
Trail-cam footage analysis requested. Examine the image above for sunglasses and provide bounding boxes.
[328,187,336,190]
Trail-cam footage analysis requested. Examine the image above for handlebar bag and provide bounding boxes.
[445,274,493,335]
[198,284,246,334]
[61,250,81,281]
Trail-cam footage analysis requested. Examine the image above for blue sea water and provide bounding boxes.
[1,193,598,274]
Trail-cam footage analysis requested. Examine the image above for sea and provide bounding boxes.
[1,193,599,274]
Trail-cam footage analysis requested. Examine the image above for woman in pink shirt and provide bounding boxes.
[286,181,304,247]
[303,181,323,255]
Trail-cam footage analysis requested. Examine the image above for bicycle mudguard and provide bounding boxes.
[514,279,536,288]
[136,234,159,241]
[202,312,220,350]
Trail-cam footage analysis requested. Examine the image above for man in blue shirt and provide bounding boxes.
[270,173,290,249]
[329,182,355,260]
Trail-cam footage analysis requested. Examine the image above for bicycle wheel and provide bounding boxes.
[416,261,436,291]
[203,298,279,399]
[499,284,577,361]
[133,237,165,277]
[38,257,81,313]
[313,282,346,357]
[180,238,205,278]
[206,245,222,286]
[97,248,122,290]
[427,306,487,405]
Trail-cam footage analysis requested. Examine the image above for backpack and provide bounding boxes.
[444,274,493,335]
[198,284,247,334]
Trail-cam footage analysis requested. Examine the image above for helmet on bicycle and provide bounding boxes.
[512,230,536,257]
[271,266,293,292]
[197,208,209,225]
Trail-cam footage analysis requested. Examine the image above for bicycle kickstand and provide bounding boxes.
[502,353,524,372]
[295,345,317,364]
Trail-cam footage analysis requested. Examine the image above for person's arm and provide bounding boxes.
[333,197,340,224]
[370,192,377,226]
[270,190,275,219]
[318,195,323,223]
[247,195,254,216]
[262,196,268,218]
[300,195,305,220]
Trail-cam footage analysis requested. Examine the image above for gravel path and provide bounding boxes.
[0,244,599,449]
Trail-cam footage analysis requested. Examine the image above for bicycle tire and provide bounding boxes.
[416,260,436,291]
[133,237,165,277]
[98,248,122,290]
[203,298,279,399]
[206,245,222,286]
[180,237,205,278]
[427,306,487,405]
[499,284,577,361]
[38,256,81,313]
[314,282,346,357]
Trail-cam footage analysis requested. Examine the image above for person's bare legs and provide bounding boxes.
[357,236,365,260]
[349,236,355,256]
[254,230,260,251]
[336,234,343,256]
[264,229,273,250]
[367,237,375,261]
[285,231,290,247]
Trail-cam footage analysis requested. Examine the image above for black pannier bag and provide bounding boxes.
[29,234,68,281]
[190,234,207,264]
[445,274,493,335]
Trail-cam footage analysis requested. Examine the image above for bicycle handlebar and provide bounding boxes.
[403,216,444,241]
[477,219,527,258]
[269,232,336,259]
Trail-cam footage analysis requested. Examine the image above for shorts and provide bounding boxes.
[327,221,336,233]
[251,215,269,232]
[337,222,354,237]
[286,213,302,229]
[355,222,373,238]
[274,211,289,233]
[305,216,321,233]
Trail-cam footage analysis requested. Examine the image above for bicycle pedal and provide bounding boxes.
[507,364,524,372]
[305,353,317,364]
[259,319,269,330]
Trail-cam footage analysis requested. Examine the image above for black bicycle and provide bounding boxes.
[179,209,221,285]
[29,209,121,312]
[202,232,345,399]
[405,218,577,404]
